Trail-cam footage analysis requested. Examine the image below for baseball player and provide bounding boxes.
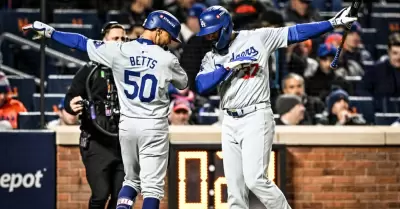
[23,11,187,209]
[195,6,357,209]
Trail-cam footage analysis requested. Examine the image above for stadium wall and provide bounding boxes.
[54,126,400,209]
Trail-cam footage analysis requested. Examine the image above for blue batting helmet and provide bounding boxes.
[197,6,233,50]
[143,10,182,43]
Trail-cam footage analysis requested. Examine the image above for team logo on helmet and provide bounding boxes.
[200,19,206,27]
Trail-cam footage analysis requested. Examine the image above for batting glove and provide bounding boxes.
[223,56,257,71]
[22,21,55,40]
[329,6,358,29]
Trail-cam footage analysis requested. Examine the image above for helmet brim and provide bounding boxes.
[196,24,222,36]
[172,37,182,43]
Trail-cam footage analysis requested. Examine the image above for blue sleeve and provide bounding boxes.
[195,66,230,95]
[51,31,88,52]
[288,21,333,45]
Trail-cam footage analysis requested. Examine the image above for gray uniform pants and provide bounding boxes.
[119,116,169,200]
[221,106,292,209]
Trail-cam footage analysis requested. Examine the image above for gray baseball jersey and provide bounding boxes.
[197,27,289,109]
[86,39,188,118]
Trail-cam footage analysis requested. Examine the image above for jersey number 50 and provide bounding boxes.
[124,70,158,102]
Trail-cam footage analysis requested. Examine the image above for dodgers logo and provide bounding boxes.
[93,40,104,49]
[230,46,259,61]
[200,19,206,27]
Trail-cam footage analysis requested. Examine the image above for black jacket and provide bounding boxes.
[305,67,352,101]
[361,60,400,112]
[64,62,119,142]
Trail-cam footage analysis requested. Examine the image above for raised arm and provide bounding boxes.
[22,21,119,68]
[287,6,357,45]
[22,21,88,51]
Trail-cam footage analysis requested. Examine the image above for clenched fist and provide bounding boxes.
[70,96,83,113]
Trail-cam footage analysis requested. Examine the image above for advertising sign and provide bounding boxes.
[0,131,56,209]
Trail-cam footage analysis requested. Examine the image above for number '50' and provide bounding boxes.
[124,70,158,102]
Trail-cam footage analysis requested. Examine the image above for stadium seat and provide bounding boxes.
[274,114,280,124]
[32,93,65,112]
[7,75,36,111]
[53,9,99,25]
[17,112,58,129]
[106,10,123,22]
[0,8,40,36]
[197,103,219,125]
[209,96,220,108]
[374,113,400,125]
[47,74,74,93]
[361,28,377,57]
[375,44,388,59]
[371,13,400,45]
[198,111,219,125]
[372,3,400,13]
[348,96,375,124]
[345,76,362,95]
[388,97,400,113]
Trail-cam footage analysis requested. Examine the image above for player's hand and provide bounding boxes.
[329,6,357,29]
[21,21,55,40]
[70,96,83,113]
[223,56,257,71]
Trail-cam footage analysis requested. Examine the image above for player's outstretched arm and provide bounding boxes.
[196,56,256,95]
[22,21,88,52]
[287,6,357,45]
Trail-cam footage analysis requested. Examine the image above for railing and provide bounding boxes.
[0,64,43,85]
[0,32,86,67]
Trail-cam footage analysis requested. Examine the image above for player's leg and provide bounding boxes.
[137,118,170,209]
[241,108,291,209]
[117,118,141,209]
[221,114,250,209]
[80,139,113,209]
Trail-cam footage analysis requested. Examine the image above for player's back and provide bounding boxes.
[111,39,186,119]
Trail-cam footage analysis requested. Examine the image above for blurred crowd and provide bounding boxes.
[1,0,400,129]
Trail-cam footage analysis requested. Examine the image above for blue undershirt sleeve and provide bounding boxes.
[195,66,230,95]
[288,21,333,45]
[51,31,88,52]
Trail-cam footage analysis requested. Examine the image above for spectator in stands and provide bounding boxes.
[165,0,195,23]
[282,73,325,124]
[341,22,373,69]
[169,84,195,104]
[275,94,308,125]
[0,72,27,129]
[312,0,342,12]
[169,99,193,125]
[325,32,342,48]
[282,0,322,25]
[46,98,79,129]
[180,3,206,43]
[230,0,284,30]
[119,0,153,36]
[287,40,318,77]
[305,43,351,101]
[361,32,400,112]
[319,89,366,125]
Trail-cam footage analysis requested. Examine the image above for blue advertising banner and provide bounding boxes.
[0,131,56,209]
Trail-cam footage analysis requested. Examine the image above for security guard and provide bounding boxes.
[64,21,127,209]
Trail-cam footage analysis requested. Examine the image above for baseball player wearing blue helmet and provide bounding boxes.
[195,5,358,209]
[143,10,182,43]
[23,10,188,209]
